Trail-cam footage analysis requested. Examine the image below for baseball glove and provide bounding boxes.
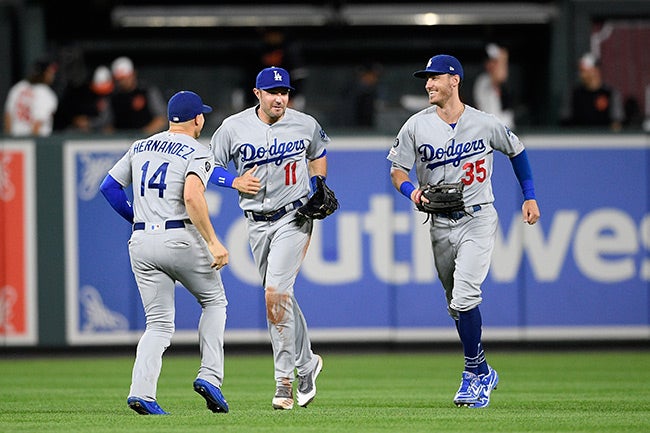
[415,181,465,215]
[295,176,339,227]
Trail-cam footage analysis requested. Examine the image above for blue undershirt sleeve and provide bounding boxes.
[510,149,536,200]
[99,174,134,224]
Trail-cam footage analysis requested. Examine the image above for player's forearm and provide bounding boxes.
[308,156,327,178]
[99,174,134,223]
[188,203,219,246]
[184,179,219,245]
[184,176,228,269]
[390,166,411,190]
[210,166,236,189]
[390,167,421,203]
[185,194,228,269]
[510,149,536,200]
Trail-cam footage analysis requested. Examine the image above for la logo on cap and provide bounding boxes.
[273,70,283,81]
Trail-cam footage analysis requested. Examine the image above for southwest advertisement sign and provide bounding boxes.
[63,135,650,345]
[0,141,37,345]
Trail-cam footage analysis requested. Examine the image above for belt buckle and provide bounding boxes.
[267,207,286,221]
[249,199,303,222]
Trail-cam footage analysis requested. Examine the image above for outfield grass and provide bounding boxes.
[1,349,649,432]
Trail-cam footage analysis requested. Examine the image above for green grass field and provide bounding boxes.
[1,348,649,432]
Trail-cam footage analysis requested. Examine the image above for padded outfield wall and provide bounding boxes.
[1,133,649,347]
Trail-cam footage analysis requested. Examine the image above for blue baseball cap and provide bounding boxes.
[167,91,212,122]
[413,54,464,80]
[255,66,295,91]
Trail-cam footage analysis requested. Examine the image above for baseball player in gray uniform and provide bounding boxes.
[387,55,540,408]
[209,66,326,410]
[100,90,230,415]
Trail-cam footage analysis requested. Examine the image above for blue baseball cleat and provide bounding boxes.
[127,396,169,415]
[453,371,482,407]
[193,378,229,413]
[472,365,499,408]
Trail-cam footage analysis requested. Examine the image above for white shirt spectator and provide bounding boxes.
[473,43,515,128]
[4,80,58,136]
[4,58,59,137]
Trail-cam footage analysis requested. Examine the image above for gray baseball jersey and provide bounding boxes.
[211,106,329,212]
[110,131,214,222]
[388,104,524,206]
[387,104,525,315]
[210,106,328,385]
[109,130,228,399]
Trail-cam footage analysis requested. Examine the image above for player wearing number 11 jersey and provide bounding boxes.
[208,67,326,410]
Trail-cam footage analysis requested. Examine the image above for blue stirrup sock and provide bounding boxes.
[456,307,488,375]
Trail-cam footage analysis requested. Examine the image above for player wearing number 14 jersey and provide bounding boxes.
[387,54,540,408]
[100,91,230,415]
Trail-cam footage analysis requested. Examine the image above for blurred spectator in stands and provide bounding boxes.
[56,65,115,134]
[237,28,308,111]
[3,56,59,137]
[109,56,167,135]
[472,43,515,128]
[351,63,385,128]
[623,96,643,129]
[561,53,624,131]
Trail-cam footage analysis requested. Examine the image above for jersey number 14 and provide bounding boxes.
[140,161,169,197]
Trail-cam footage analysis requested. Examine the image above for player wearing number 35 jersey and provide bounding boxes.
[387,54,540,408]
[209,67,326,410]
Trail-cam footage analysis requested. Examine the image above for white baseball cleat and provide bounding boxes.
[272,385,294,410]
[296,354,323,407]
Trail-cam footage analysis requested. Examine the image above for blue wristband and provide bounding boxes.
[310,175,325,192]
[399,181,416,199]
[210,166,236,188]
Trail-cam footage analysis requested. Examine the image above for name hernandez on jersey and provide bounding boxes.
[131,138,196,160]
[108,131,213,224]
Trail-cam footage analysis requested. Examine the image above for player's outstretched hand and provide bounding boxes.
[233,165,261,195]
[522,199,540,225]
[209,240,229,270]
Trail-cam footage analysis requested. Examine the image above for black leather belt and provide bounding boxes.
[244,199,304,222]
[133,219,191,231]
[436,204,482,220]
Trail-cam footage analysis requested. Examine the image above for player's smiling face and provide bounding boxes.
[424,73,454,105]
[255,88,290,124]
